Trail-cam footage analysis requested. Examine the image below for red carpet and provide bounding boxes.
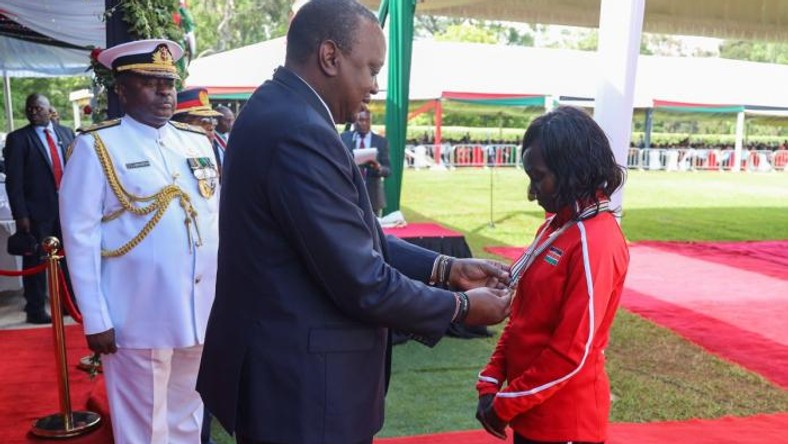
[3,241,786,443]
[635,240,788,280]
[624,243,788,388]
[375,413,788,443]
[383,222,463,238]
[484,246,522,262]
[485,241,788,388]
[0,325,112,443]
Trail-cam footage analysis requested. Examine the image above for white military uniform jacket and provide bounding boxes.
[60,115,219,349]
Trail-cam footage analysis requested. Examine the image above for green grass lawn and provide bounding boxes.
[213,169,788,442]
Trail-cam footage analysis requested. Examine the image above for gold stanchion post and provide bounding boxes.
[31,237,102,438]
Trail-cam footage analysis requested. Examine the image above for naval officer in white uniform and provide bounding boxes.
[59,39,219,444]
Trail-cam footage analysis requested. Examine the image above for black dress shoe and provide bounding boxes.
[26,313,52,324]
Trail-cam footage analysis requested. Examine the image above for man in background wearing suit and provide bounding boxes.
[197,1,512,443]
[4,93,74,324]
[341,108,391,215]
[214,105,235,152]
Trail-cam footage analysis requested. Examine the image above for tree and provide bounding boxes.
[188,0,291,57]
[416,16,534,46]
[640,34,718,57]
[1,77,93,131]
[434,22,498,44]
[719,40,788,65]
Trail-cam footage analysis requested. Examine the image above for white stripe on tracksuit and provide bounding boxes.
[493,221,595,399]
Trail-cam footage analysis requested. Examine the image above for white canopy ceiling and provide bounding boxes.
[186,37,788,109]
[360,0,788,42]
[0,0,104,77]
[0,37,93,78]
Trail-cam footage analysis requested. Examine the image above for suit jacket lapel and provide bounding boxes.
[272,67,385,254]
[27,125,51,167]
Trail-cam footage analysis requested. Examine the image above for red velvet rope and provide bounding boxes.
[0,261,47,276]
[58,267,83,324]
[0,259,83,324]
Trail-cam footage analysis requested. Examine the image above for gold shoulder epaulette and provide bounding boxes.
[78,118,121,133]
[170,121,207,135]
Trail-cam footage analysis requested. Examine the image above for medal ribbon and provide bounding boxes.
[508,200,610,289]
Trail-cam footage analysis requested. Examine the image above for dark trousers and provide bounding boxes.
[23,219,72,316]
[236,436,372,444]
[514,434,604,444]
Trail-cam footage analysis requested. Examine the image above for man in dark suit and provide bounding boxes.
[4,93,74,324]
[197,1,512,443]
[214,105,235,152]
[341,108,391,215]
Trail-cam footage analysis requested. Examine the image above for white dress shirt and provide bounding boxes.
[353,131,373,150]
[33,122,65,169]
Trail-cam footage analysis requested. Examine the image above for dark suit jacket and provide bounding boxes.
[197,67,456,443]
[3,123,74,223]
[340,130,391,213]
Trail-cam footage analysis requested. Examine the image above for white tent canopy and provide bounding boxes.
[186,37,788,110]
[0,0,105,77]
[186,38,287,97]
[0,37,92,78]
[1,0,105,131]
[359,0,788,42]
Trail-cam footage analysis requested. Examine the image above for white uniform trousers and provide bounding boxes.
[103,345,204,444]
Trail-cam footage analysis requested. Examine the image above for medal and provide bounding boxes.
[198,179,215,198]
[187,157,218,199]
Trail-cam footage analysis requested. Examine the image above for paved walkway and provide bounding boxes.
[0,289,77,330]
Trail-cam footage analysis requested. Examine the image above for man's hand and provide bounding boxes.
[15,217,31,234]
[449,259,510,290]
[363,159,381,171]
[86,328,117,355]
[476,394,507,440]
[463,287,512,325]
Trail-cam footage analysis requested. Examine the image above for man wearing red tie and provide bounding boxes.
[3,93,75,324]
[340,108,391,216]
[214,105,235,152]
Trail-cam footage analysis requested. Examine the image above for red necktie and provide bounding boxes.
[215,133,228,151]
[357,135,367,178]
[44,129,63,188]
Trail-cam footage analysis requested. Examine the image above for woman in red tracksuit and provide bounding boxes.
[476,106,629,444]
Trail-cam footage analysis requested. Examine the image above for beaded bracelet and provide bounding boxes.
[442,257,455,287]
[429,255,443,286]
[453,291,470,324]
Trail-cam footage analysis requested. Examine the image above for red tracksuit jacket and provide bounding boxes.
[477,208,629,442]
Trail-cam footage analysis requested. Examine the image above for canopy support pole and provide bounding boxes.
[3,73,13,132]
[105,0,134,119]
[377,0,389,26]
[593,0,645,218]
[382,0,415,214]
[644,107,653,148]
[434,99,442,163]
[545,95,555,112]
[733,110,745,172]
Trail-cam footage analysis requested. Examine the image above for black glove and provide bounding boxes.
[476,394,507,440]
